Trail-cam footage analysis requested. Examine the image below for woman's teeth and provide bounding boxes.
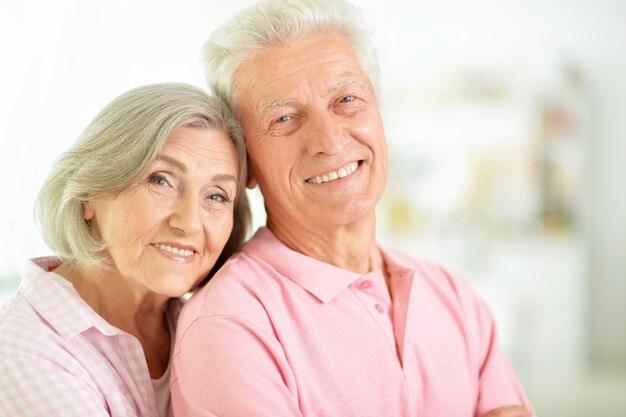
[153,243,194,256]
[306,161,359,184]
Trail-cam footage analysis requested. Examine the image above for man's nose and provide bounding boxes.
[306,114,349,156]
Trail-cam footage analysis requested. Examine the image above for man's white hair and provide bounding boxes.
[202,0,380,111]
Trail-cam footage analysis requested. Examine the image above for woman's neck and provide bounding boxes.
[53,262,172,378]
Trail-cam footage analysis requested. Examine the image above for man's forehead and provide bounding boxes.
[233,32,369,115]
[236,33,361,80]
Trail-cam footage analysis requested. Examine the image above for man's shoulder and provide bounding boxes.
[179,249,277,324]
[212,246,277,287]
[382,245,477,301]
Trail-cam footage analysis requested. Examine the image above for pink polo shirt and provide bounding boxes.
[0,257,182,417]
[171,228,533,417]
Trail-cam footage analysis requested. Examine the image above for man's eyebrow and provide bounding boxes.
[155,155,187,173]
[259,97,298,121]
[328,78,364,94]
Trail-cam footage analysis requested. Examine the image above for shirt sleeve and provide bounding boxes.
[0,354,110,417]
[171,315,303,417]
[471,298,537,417]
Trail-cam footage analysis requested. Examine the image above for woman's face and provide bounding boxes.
[83,126,239,297]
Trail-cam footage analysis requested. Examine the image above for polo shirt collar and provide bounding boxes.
[378,246,417,278]
[243,228,362,303]
[244,228,421,303]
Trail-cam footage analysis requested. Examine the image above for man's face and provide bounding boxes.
[234,31,388,233]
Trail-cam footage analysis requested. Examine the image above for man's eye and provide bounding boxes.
[274,115,291,123]
[338,95,354,103]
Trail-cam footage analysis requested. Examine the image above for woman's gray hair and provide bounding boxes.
[35,82,250,275]
[202,0,380,110]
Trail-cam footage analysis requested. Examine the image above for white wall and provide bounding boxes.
[1,0,625,414]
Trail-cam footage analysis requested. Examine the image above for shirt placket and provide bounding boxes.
[114,334,155,417]
[350,271,396,353]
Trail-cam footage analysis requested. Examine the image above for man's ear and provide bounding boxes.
[83,201,95,220]
[246,155,258,189]
[247,169,258,189]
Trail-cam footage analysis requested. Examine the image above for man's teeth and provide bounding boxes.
[153,243,194,256]
[307,162,359,184]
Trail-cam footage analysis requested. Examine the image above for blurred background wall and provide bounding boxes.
[1,1,624,415]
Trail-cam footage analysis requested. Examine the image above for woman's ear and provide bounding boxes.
[83,201,95,220]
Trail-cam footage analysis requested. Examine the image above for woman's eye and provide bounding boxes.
[338,95,354,103]
[150,175,169,187]
[208,193,228,203]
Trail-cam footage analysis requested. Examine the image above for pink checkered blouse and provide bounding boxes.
[0,257,182,417]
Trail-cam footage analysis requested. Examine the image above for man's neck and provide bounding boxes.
[267,214,383,275]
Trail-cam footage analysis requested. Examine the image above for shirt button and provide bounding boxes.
[375,303,384,313]
[359,280,372,289]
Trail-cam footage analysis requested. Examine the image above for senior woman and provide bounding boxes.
[0,83,249,417]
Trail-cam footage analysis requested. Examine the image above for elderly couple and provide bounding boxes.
[0,1,534,416]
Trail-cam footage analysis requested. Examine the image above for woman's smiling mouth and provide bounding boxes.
[152,243,196,257]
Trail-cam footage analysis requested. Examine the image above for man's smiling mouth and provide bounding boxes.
[306,161,360,184]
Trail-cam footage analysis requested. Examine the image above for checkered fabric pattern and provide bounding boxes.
[0,257,182,417]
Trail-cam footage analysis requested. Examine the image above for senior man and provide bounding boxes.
[171,1,534,416]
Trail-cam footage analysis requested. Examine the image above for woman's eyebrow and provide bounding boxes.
[211,174,237,183]
[156,155,237,182]
[155,155,187,173]
[155,156,236,183]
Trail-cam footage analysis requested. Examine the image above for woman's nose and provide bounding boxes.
[168,193,203,235]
